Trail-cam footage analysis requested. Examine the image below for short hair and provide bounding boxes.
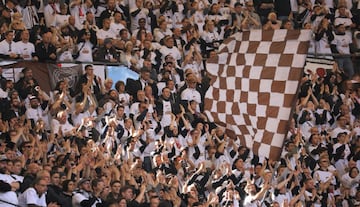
[234,2,243,7]
[33,177,47,186]
[91,178,103,188]
[115,80,125,91]
[110,180,121,187]
[85,64,93,70]
[120,185,133,194]
[5,30,14,36]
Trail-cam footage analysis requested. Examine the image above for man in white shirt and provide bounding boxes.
[159,36,182,64]
[0,155,19,207]
[97,18,116,45]
[18,177,51,207]
[181,75,202,112]
[25,95,50,129]
[44,0,60,28]
[73,178,103,207]
[331,24,355,78]
[70,0,97,30]
[109,11,125,38]
[14,30,36,61]
[130,0,149,33]
[0,30,20,59]
[51,110,75,137]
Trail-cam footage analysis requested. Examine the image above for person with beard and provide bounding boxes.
[331,24,355,78]
[101,89,120,115]
[2,97,26,122]
[25,95,49,129]
[15,68,39,100]
[63,16,80,39]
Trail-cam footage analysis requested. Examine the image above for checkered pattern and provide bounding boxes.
[204,30,311,160]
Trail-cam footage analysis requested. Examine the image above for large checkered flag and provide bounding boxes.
[204,30,311,160]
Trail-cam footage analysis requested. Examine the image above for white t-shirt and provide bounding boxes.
[97,29,116,41]
[18,187,47,207]
[54,14,70,28]
[110,22,125,38]
[159,46,181,61]
[13,41,35,60]
[0,192,19,207]
[76,41,93,62]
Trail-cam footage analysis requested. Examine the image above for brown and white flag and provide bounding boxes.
[204,30,311,160]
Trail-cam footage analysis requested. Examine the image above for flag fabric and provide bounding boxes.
[204,30,311,160]
[47,63,83,89]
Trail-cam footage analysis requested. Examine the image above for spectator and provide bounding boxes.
[18,177,57,207]
[44,0,60,28]
[201,20,221,56]
[34,31,57,62]
[331,24,355,78]
[0,155,19,207]
[53,3,70,29]
[0,30,21,59]
[97,18,116,46]
[0,1,360,207]
[256,0,275,24]
[109,11,126,38]
[72,178,92,207]
[314,17,334,59]
[13,29,36,61]
[263,12,282,30]
[99,0,123,27]
[93,38,119,63]
[75,29,95,62]
[154,19,172,43]
[70,0,96,30]
[126,67,158,102]
[129,0,149,34]
[22,0,40,30]
[61,179,75,206]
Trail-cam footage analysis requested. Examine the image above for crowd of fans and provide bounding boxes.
[0,0,359,206]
